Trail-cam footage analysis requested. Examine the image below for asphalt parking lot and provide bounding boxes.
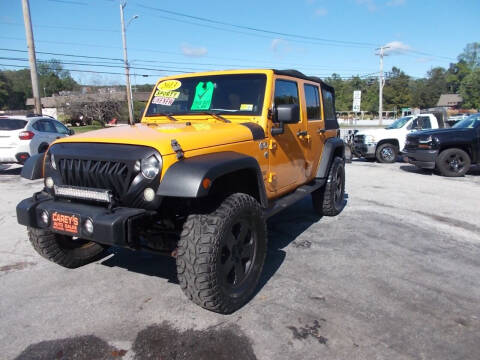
[1,161,479,360]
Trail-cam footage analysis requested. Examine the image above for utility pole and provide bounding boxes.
[120,1,135,125]
[376,46,389,126]
[21,0,42,115]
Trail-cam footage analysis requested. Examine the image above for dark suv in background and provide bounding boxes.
[403,113,480,177]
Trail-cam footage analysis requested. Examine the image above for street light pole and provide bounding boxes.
[120,1,135,125]
[376,46,389,126]
[21,0,42,115]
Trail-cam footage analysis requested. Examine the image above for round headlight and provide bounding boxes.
[45,177,54,189]
[84,218,94,235]
[50,153,57,170]
[141,155,161,179]
[40,210,49,225]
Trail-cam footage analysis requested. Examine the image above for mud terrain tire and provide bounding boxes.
[28,227,107,268]
[312,156,345,216]
[176,193,267,314]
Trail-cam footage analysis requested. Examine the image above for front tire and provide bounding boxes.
[176,193,267,314]
[376,143,398,163]
[28,227,107,268]
[436,148,471,177]
[312,156,345,216]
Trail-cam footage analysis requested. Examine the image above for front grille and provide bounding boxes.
[47,143,161,208]
[405,137,419,149]
[58,158,132,199]
[354,135,365,144]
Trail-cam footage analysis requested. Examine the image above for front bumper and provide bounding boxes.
[354,143,376,158]
[403,148,438,169]
[16,193,147,248]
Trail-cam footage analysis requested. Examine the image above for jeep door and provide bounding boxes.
[300,82,325,179]
[268,77,307,193]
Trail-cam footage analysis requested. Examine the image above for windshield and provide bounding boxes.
[387,116,412,129]
[452,114,480,129]
[145,74,267,117]
[0,118,27,130]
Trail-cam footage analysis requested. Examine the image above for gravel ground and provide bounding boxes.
[0,161,479,360]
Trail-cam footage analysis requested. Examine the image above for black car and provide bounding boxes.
[403,113,480,177]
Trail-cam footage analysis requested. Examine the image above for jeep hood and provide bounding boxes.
[54,122,260,155]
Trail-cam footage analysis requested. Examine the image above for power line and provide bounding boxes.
[0,21,118,33]
[0,56,196,73]
[0,47,377,74]
[0,63,152,76]
[47,0,89,5]
[135,3,378,48]
[0,36,379,70]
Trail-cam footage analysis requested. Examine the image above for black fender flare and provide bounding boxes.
[38,142,49,153]
[20,153,44,180]
[156,151,268,207]
[316,137,345,179]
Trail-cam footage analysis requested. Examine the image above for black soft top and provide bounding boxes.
[273,69,335,94]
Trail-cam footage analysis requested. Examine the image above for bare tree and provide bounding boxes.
[62,92,124,126]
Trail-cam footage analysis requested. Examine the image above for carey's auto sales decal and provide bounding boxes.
[51,212,79,234]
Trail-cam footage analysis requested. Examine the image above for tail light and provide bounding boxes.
[19,131,35,140]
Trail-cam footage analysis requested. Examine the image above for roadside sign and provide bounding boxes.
[353,90,361,112]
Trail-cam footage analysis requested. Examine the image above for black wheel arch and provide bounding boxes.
[439,144,473,160]
[316,137,345,179]
[38,142,49,153]
[157,152,268,207]
[377,139,399,150]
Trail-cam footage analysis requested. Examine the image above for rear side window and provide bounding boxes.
[321,87,338,129]
[0,119,27,130]
[33,120,56,133]
[304,84,320,120]
[321,88,336,120]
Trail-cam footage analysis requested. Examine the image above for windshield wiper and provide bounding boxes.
[195,111,231,123]
[147,113,178,121]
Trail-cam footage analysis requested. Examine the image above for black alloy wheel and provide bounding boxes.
[436,148,471,177]
[219,217,256,294]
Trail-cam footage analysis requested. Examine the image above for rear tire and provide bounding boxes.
[436,148,471,177]
[376,143,398,163]
[176,193,267,314]
[28,227,107,268]
[312,156,345,216]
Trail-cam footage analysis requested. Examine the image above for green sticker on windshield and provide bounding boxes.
[191,81,214,110]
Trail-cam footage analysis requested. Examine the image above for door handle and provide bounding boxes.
[317,129,326,134]
[296,130,308,137]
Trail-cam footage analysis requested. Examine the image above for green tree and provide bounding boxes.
[446,60,471,93]
[383,67,411,110]
[0,60,78,110]
[459,68,480,109]
[0,72,12,110]
[458,42,480,69]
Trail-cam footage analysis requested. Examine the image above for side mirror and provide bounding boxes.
[275,104,299,124]
[68,129,75,135]
[271,104,299,135]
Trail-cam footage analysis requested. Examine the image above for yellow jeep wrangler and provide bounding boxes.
[17,69,345,313]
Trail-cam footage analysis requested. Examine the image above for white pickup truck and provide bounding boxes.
[353,113,442,163]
